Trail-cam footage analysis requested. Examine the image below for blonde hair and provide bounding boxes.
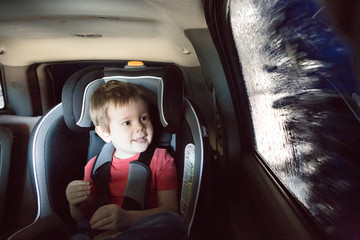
[89,80,147,133]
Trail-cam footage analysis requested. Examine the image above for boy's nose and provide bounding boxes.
[135,121,145,132]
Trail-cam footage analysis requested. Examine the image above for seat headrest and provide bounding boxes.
[62,65,184,133]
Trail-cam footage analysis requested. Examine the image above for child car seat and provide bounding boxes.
[7,65,211,240]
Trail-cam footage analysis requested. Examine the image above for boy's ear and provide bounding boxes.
[95,126,111,143]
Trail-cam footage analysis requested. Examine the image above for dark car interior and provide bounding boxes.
[1,0,360,240]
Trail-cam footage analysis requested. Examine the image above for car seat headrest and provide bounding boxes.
[62,65,184,133]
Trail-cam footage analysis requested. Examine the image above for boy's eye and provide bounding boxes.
[123,121,130,126]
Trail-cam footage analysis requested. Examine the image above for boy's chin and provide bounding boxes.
[132,142,150,153]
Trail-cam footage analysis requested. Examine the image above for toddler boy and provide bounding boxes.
[66,80,187,240]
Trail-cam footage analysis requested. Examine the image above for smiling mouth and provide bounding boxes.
[133,137,146,143]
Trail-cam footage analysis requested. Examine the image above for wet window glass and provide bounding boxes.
[230,0,360,239]
[0,68,4,109]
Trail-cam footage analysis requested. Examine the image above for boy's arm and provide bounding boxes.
[68,156,98,221]
[66,180,94,221]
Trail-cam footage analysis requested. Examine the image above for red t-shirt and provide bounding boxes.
[84,148,177,209]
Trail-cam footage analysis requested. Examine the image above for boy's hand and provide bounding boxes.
[66,180,91,206]
[90,204,131,231]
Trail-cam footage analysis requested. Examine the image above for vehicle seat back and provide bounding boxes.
[0,115,40,238]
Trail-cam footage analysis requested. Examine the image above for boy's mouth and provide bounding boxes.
[133,137,146,143]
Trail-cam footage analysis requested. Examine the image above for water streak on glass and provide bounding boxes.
[0,77,4,108]
[230,0,360,239]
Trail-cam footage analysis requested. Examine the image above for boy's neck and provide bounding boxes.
[114,149,139,159]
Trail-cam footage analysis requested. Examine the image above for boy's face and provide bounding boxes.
[99,98,153,159]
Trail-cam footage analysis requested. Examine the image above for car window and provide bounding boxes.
[230,0,360,239]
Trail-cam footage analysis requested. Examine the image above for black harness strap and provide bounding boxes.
[91,143,156,211]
